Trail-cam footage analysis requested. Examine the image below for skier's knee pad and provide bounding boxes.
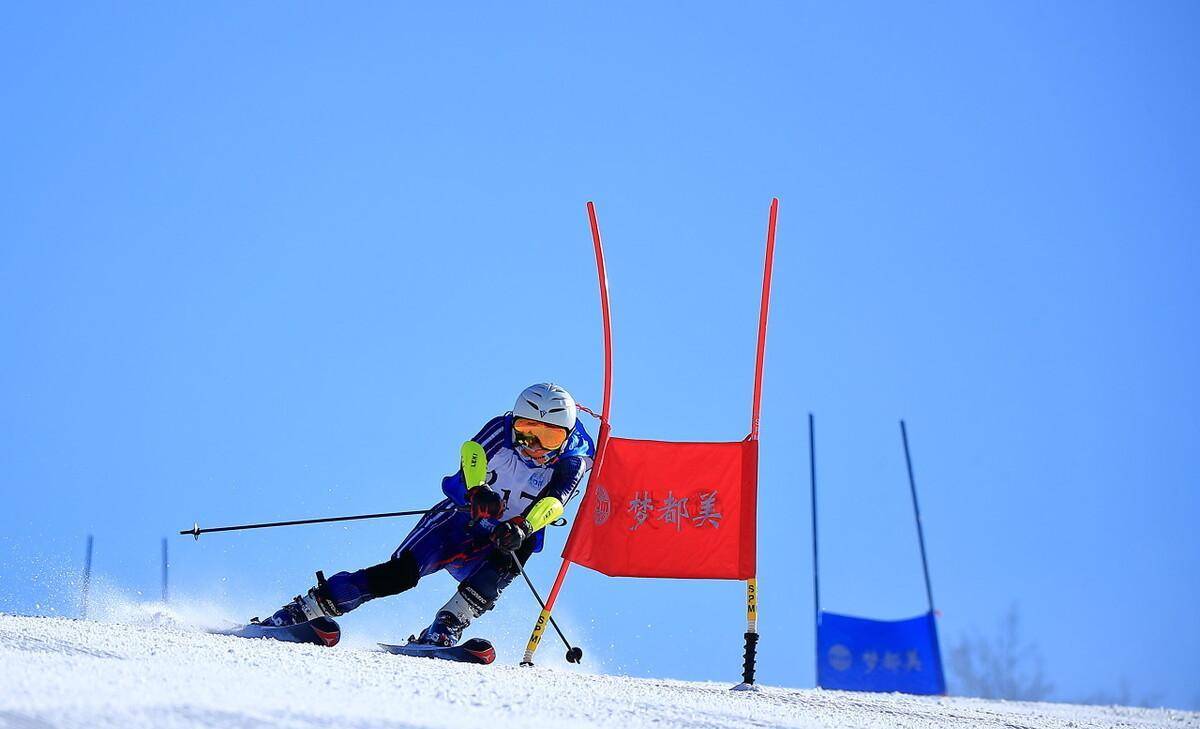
[364,551,419,597]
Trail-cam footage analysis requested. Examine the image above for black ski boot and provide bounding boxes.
[413,610,469,647]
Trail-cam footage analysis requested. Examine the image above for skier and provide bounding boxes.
[253,383,594,651]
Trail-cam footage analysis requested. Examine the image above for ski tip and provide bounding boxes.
[379,638,495,664]
[310,617,341,647]
[461,638,496,665]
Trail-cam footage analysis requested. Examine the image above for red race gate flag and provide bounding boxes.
[520,199,776,669]
[563,437,758,579]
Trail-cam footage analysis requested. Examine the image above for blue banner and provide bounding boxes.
[817,611,946,694]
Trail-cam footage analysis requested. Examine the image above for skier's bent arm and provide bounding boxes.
[543,455,588,504]
[520,454,586,533]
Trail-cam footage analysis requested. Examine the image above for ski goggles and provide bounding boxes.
[513,417,569,451]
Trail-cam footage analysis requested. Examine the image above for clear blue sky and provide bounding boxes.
[2,1,1197,709]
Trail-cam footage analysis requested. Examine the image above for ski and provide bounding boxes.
[213,616,341,647]
[378,637,496,665]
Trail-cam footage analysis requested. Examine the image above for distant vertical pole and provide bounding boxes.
[901,419,946,693]
[809,413,821,686]
[900,420,937,613]
[81,535,94,619]
[161,538,169,603]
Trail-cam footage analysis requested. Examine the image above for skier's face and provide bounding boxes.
[513,418,568,450]
[518,442,552,465]
[513,417,567,465]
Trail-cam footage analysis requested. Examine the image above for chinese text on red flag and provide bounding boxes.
[563,437,757,579]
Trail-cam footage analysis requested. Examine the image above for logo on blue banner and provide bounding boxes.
[816,610,946,695]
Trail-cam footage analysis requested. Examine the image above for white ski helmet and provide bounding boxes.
[513,383,577,432]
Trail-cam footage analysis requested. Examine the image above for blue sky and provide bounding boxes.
[2,1,1197,709]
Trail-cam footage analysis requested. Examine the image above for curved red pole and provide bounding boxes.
[590,201,614,424]
[738,198,777,687]
[545,201,614,608]
[521,201,613,664]
[750,197,779,440]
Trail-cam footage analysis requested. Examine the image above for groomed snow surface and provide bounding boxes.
[0,613,1194,729]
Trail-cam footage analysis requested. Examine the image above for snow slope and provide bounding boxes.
[0,614,1193,729]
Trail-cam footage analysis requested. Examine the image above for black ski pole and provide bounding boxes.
[180,506,460,540]
[507,550,583,664]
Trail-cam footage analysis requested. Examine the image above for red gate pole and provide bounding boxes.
[735,197,778,689]
[520,201,613,666]
[750,197,778,442]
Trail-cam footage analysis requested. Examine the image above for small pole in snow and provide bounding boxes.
[900,419,948,694]
[809,413,821,687]
[81,534,94,619]
[161,537,169,604]
[900,420,937,614]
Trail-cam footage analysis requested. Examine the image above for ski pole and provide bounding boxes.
[507,550,583,664]
[180,505,460,540]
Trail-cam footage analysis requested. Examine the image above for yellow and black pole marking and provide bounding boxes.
[747,577,758,632]
[740,578,759,686]
[521,609,552,665]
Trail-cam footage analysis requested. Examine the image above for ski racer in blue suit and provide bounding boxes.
[257,383,594,647]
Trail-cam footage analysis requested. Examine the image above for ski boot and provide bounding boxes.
[412,610,469,647]
[254,571,344,628]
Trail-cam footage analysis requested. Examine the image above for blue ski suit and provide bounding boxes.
[319,414,594,620]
